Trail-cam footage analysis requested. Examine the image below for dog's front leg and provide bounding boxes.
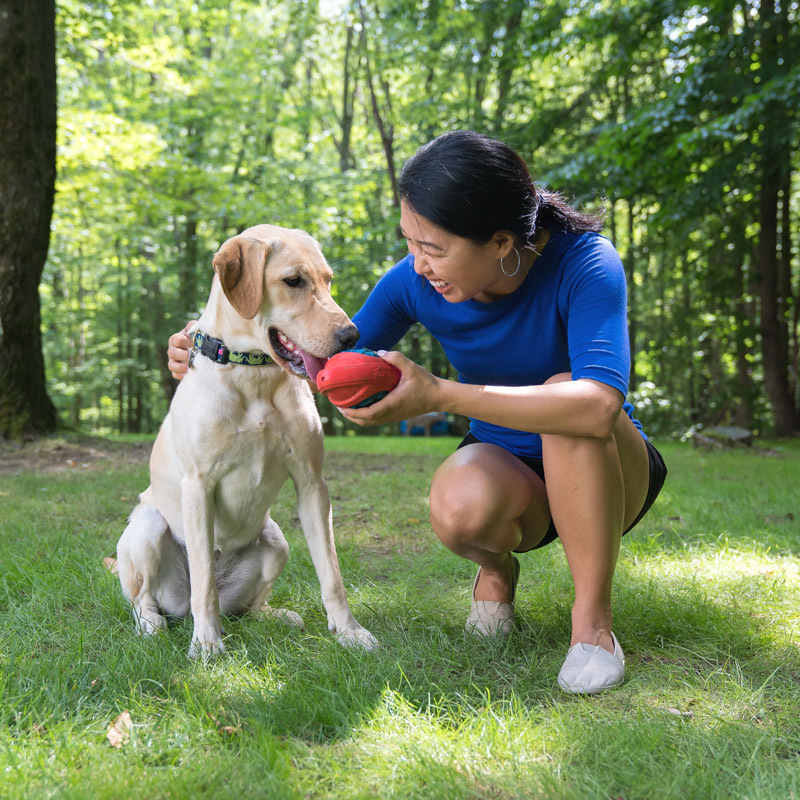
[295,476,377,650]
[181,472,225,659]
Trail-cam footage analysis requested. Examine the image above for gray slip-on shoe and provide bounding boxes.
[465,555,520,637]
[557,631,625,694]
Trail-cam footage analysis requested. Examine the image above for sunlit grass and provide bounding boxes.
[0,437,798,798]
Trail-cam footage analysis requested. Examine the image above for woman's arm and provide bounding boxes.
[438,373,623,439]
[340,351,623,440]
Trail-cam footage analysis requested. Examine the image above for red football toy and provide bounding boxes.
[316,348,401,408]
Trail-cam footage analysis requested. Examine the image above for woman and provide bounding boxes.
[168,130,667,693]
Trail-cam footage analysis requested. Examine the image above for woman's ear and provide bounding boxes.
[491,230,517,259]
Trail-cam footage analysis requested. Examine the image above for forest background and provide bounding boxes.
[5,0,800,439]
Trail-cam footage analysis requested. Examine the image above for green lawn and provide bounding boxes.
[0,436,798,799]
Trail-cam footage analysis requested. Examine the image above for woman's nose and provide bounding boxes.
[411,250,429,275]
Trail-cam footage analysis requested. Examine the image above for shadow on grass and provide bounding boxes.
[133,558,799,746]
[2,524,797,744]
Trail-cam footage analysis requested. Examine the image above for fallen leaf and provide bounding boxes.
[103,557,119,574]
[407,517,420,524]
[107,711,132,748]
[765,513,795,524]
[209,712,240,736]
[663,707,694,718]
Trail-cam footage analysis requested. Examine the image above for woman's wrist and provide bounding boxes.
[435,375,463,415]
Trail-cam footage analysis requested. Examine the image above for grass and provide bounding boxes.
[0,434,798,799]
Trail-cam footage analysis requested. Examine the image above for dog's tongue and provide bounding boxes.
[301,351,327,383]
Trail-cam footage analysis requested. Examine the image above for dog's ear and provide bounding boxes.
[212,237,273,320]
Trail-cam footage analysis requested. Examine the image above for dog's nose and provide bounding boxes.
[337,324,360,350]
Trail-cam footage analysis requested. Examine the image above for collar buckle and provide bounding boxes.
[200,334,230,364]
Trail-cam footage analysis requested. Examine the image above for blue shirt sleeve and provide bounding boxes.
[560,235,630,397]
[352,255,419,351]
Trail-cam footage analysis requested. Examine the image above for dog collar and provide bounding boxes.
[190,330,274,367]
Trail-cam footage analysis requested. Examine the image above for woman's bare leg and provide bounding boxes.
[541,376,649,653]
[429,443,552,601]
[428,377,649,657]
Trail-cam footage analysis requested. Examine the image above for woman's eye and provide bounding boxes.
[283,276,305,288]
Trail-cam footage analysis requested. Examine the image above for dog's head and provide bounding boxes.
[212,225,358,382]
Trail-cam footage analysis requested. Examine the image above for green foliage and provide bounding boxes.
[44,0,799,434]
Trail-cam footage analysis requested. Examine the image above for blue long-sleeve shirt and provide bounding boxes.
[352,227,645,458]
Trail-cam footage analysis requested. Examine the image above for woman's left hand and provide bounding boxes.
[338,350,445,427]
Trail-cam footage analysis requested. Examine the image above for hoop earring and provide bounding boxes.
[500,247,521,278]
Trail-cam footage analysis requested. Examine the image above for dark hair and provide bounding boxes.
[397,130,603,245]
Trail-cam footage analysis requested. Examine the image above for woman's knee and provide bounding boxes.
[429,462,498,548]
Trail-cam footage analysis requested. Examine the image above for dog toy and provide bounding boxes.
[316,348,401,408]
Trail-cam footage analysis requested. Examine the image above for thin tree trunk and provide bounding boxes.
[625,200,637,393]
[757,160,798,433]
[731,248,755,428]
[779,167,796,401]
[147,275,177,408]
[494,0,524,124]
[357,3,400,210]
[337,23,357,172]
[681,256,698,425]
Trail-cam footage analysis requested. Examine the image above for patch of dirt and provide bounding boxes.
[0,435,153,475]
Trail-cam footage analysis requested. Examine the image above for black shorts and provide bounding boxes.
[457,433,667,551]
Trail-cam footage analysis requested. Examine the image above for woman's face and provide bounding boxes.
[399,201,521,304]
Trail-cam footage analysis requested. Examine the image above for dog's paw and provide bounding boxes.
[188,636,227,661]
[188,621,226,660]
[335,626,379,651]
[134,606,167,636]
[258,605,305,629]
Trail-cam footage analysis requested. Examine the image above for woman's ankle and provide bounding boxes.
[570,604,614,651]
[472,553,516,603]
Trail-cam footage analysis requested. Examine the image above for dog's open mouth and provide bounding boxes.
[268,329,328,382]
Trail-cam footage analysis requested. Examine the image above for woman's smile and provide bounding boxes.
[428,277,452,293]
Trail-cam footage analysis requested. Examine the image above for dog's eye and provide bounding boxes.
[283,276,305,288]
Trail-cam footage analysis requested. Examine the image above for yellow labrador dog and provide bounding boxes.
[116,224,377,658]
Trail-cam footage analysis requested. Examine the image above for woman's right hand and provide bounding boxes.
[167,321,196,379]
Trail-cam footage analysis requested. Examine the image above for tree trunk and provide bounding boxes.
[755,0,798,434]
[337,23,357,172]
[625,199,637,393]
[779,167,796,401]
[0,0,58,438]
[680,256,698,425]
[494,0,525,125]
[357,2,400,210]
[147,274,177,409]
[180,216,199,321]
[757,160,798,434]
[731,248,755,428]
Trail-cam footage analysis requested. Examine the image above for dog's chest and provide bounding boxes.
[210,438,289,548]
[210,399,301,547]
[233,393,282,434]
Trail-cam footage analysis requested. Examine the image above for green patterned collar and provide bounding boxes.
[190,330,274,367]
